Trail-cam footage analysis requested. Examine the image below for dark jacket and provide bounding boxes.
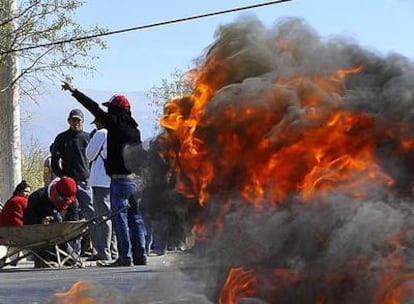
[71,90,141,176]
[51,129,90,181]
[23,187,79,225]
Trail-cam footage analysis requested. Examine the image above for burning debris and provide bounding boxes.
[48,281,122,304]
[151,16,414,303]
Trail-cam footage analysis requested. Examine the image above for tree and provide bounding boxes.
[0,0,106,201]
[146,68,194,122]
[0,0,107,95]
[21,137,46,191]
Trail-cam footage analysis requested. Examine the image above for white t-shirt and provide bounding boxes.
[85,128,111,188]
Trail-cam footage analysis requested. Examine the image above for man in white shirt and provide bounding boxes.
[85,118,118,262]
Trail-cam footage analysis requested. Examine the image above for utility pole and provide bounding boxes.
[0,0,22,202]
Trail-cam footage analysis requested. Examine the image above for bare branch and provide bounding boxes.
[0,0,107,97]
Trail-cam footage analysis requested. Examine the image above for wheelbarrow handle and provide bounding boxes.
[87,205,129,227]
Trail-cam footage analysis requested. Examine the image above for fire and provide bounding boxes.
[401,140,414,150]
[192,218,207,240]
[148,17,414,304]
[296,111,394,202]
[218,261,414,303]
[51,281,96,304]
[218,267,256,304]
[40,17,414,304]
[49,281,133,304]
[374,273,414,304]
[160,66,396,208]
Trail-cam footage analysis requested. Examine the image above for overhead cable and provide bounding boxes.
[0,0,292,55]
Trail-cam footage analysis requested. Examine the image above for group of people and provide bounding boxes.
[0,82,154,267]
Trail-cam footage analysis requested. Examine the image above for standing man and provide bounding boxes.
[61,82,147,267]
[85,118,118,262]
[51,108,94,255]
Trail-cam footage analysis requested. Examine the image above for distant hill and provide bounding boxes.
[20,86,159,150]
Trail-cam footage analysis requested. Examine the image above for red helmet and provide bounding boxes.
[102,94,130,111]
[50,177,77,210]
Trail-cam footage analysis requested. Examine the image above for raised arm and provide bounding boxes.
[61,81,110,126]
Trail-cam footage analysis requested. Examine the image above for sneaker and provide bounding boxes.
[103,259,132,267]
[80,250,94,258]
[86,255,109,262]
[151,249,166,256]
[133,257,147,266]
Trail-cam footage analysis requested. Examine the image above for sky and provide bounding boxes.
[70,0,414,93]
[21,0,414,148]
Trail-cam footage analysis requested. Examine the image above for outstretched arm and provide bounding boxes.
[61,81,110,126]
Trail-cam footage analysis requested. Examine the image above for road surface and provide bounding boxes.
[0,253,214,304]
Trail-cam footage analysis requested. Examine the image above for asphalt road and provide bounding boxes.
[0,253,213,304]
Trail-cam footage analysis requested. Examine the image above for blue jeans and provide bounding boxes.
[110,177,147,262]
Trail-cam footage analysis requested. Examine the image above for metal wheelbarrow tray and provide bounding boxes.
[0,220,89,269]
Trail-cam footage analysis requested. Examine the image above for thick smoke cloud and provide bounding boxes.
[127,16,414,303]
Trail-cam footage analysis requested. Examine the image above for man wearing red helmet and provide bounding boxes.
[61,82,148,267]
[23,176,79,268]
[24,176,79,225]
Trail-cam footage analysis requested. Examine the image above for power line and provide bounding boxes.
[0,0,292,55]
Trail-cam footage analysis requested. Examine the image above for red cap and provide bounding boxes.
[102,94,131,111]
[50,177,77,210]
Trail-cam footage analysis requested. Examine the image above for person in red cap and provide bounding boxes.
[62,81,148,267]
[24,176,79,225]
[23,176,79,268]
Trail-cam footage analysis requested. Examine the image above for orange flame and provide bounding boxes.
[401,140,414,150]
[218,267,256,304]
[296,111,394,202]
[192,218,207,240]
[374,273,414,304]
[52,281,96,304]
[160,65,398,209]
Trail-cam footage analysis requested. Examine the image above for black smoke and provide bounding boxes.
[126,16,414,303]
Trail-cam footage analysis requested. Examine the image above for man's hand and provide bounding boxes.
[42,216,54,225]
[61,81,75,93]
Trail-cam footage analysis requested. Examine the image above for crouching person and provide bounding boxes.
[23,176,79,268]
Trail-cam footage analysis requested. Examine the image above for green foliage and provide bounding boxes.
[146,68,194,121]
[0,0,107,93]
[21,137,47,191]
